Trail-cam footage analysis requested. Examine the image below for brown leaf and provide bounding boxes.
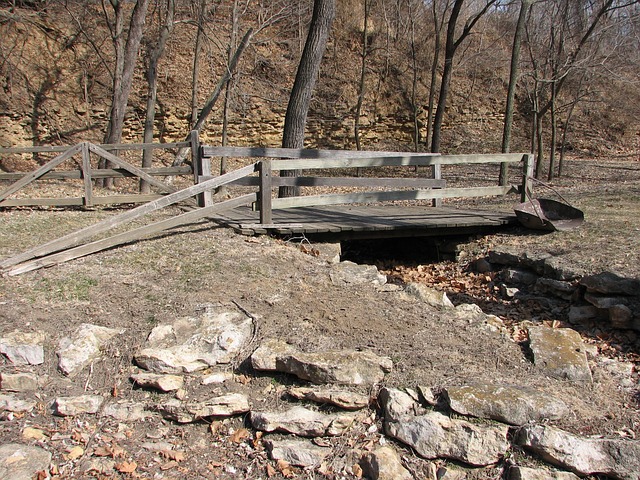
[276,459,295,478]
[229,428,251,444]
[160,460,179,471]
[115,461,137,473]
[160,450,185,462]
[36,471,48,480]
[352,463,363,478]
[266,464,277,477]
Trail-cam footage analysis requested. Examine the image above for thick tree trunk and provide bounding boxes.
[279,0,335,198]
[354,0,370,152]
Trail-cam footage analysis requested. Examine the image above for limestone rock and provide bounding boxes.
[276,349,393,386]
[518,424,640,480]
[251,406,359,437]
[0,443,51,480]
[57,323,123,377]
[53,395,104,416]
[504,268,538,285]
[380,388,509,466]
[0,394,37,413]
[443,384,569,425]
[156,393,250,423]
[287,386,369,410]
[568,305,602,324]
[527,326,592,382]
[0,372,39,392]
[580,272,640,296]
[130,372,184,392]
[584,292,630,309]
[135,308,253,374]
[535,278,577,300]
[509,465,580,480]
[609,304,633,329]
[405,282,454,308]
[250,339,297,371]
[360,446,413,480]
[201,372,234,385]
[0,331,45,365]
[264,438,330,467]
[101,401,148,421]
[330,261,387,287]
[454,303,505,332]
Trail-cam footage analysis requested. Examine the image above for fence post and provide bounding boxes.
[191,130,212,207]
[81,142,93,207]
[431,162,442,207]
[521,153,534,202]
[259,159,272,224]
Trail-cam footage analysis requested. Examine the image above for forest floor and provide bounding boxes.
[0,153,639,479]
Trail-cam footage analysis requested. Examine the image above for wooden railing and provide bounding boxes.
[197,145,534,224]
[0,140,194,207]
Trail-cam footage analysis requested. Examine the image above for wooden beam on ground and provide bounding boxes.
[0,144,81,203]
[0,163,257,270]
[0,194,165,207]
[4,193,257,276]
[270,186,517,209]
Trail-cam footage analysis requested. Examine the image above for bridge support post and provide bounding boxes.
[259,159,273,224]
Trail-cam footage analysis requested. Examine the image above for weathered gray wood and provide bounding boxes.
[0,141,190,155]
[201,145,441,160]
[432,163,442,208]
[0,194,165,207]
[88,144,176,194]
[0,166,192,181]
[5,193,258,276]
[271,186,516,209]
[205,176,447,188]
[0,144,81,203]
[0,163,257,269]
[81,142,93,207]
[259,159,272,224]
[521,153,534,202]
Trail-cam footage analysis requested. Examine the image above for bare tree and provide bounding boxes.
[279,0,336,198]
[100,0,151,188]
[141,0,175,194]
[431,0,497,153]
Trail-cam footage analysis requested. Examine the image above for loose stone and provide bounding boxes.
[518,424,640,480]
[0,443,52,480]
[509,465,580,480]
[57,323,124,377]
[287,386,369,410]
[329,261,387,286]
[53,394,104,416]
[0,372,39,392]
[527,326,592,382]
[0,331,45,365]
[0,394,37,413]
[443,383,569,425]
[264,438,330,467]
[360,446,413,480]
[130,372,184,392]
[251,406,359,437]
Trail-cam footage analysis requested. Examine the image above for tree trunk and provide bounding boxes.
[499,0,530,185]
[354,0,370,152]
[141,0,174,194]
[279,0,335,198]
[430,0,462,153]
[548,81,557,181]
[426,0,443,148]
[101,0,150,188]
[190,0,206,128]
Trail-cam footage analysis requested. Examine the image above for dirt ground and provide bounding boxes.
[0,154,639,479]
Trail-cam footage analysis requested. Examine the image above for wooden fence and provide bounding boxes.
[0,141,532,276]
[0,139,194,207]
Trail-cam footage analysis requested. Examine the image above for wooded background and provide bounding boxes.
[1,0,638,182]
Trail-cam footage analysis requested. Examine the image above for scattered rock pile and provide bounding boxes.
[0,261,638,479]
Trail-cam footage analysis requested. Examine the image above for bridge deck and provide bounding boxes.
[215,205,517,239]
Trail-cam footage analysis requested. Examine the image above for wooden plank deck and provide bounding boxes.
[214,205,518,239]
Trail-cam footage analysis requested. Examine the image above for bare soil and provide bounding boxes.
[0,154,639,479]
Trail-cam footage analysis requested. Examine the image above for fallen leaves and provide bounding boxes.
[115,461,137,473]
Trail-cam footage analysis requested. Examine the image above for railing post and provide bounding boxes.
[81,142,93,207]
[432,161,442,207]
[521,153,534,202]
[191,130,212,207]
[259,159,273,224]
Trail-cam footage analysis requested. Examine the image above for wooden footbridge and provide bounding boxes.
[0,132,534,275]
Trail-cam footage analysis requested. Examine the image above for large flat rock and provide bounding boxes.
[527,326,592,382]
